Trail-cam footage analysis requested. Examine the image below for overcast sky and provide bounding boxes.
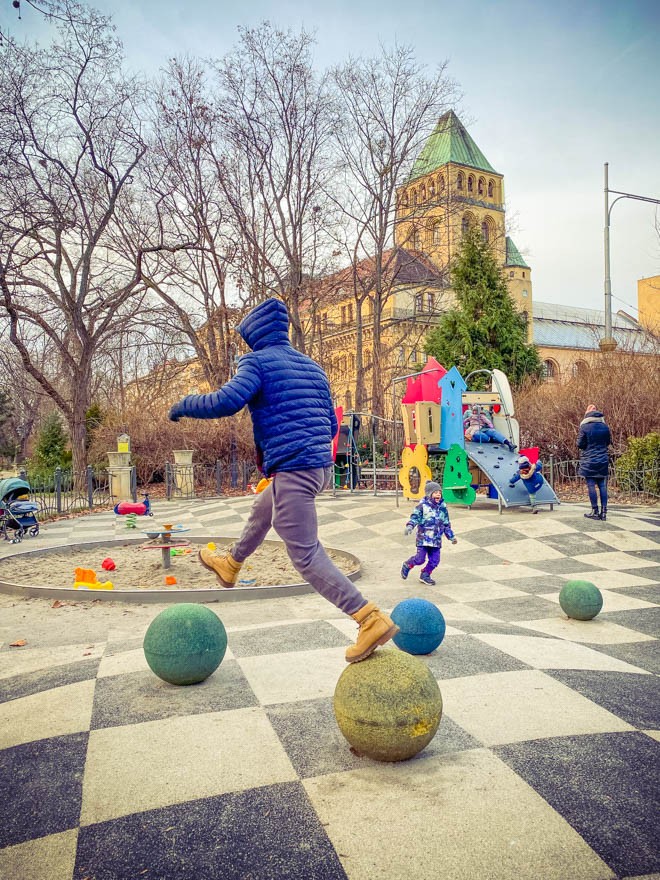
[3,0,659,316]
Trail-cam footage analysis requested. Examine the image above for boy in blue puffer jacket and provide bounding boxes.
[509,455,544,513]
[401,481,457,586]
[168,297,398,663]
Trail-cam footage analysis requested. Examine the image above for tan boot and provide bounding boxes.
[345,601,399,663]
[198,548,242,587]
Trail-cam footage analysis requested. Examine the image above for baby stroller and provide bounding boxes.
[0,478,40,544]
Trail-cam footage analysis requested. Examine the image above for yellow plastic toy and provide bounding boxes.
[73,567,114,590]
[398,444,433,501]
[255,477,272,494]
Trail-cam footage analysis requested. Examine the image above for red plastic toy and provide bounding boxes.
[101,558,116,572]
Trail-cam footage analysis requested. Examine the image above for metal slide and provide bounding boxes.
[465,440,560,512]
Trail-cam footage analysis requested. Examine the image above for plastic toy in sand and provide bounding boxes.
[141,524,191,570]
[333,649,442,762]
[114,493,153,517]
[73,567,113,591]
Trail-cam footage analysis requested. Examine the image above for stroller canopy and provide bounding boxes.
[0,478,31,503]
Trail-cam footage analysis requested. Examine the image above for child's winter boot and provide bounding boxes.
[584,507,600,520]
[345,602,399,663]
[419,571,436,586]
[198,547,242,587]
[401,562,411,580]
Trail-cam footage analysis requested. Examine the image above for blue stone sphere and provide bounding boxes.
[143,603,227,685]
[391,597,446,655]
[559,580,603,621]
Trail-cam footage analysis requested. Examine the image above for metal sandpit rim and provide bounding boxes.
[0,537,361,604]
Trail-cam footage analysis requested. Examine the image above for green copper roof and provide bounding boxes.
[505,236,530,268]
[408,110,497,182]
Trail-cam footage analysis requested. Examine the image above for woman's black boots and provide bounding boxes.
[584,507,600,520]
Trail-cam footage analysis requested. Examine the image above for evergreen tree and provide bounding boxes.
[33,413,71,471]
[424,228,542,388]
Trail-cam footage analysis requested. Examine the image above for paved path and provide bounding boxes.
[0,495,658,880]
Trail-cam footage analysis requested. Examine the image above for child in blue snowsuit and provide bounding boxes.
[401,481,457,586]
[509,455,544,513]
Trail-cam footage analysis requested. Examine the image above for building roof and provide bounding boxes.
[505,236,530,269]
[408,111,497,183]
[318,246,446,299]
[532,301,654,352]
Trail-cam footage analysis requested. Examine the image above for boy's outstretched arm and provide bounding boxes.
[169,356,262,422]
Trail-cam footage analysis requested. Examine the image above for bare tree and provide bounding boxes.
[331,45,458,414]
[0,3,148,479]
[210,23,336,352]
[136,56,242,389]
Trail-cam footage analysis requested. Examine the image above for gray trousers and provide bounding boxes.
[232,467,367,616]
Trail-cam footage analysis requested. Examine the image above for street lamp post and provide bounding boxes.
[602,163,660,350]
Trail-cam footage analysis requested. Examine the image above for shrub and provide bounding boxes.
[615,432,660,497]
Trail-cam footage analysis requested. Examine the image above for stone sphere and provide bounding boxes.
[391,597,446,655]
[334,649,442,762]
[143,603,227,685]
[559,580,603,621]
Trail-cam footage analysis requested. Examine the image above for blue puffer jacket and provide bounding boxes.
[577,413,611,478]
[406,498,455,548]
[169,299,338,476]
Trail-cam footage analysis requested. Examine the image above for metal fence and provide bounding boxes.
[18,466,114,517]
[548,457,660,504]
[164,460,261,500]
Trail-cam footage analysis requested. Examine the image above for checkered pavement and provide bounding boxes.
[0,496,658,879]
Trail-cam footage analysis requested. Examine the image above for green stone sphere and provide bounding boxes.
[559,580,604,621]
[333,649,442,762]
[143,604,227,685]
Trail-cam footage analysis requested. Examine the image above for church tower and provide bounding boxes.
[395,111,531,315]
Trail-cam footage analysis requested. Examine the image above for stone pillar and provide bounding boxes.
[107,451,132,502]
[173,449,195,499]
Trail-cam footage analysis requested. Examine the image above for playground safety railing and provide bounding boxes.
[18,466,113,517]
[549,456,660,504]
[165,460,261,500]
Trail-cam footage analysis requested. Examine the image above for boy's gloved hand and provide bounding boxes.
[508,482,515,488]
[168,403,183,422]
[451,537,458,545]
[404,525,413,536]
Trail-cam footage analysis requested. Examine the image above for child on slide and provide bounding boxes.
[509,456,544,513]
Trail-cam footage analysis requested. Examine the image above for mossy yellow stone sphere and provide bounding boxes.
[333,649,442,762]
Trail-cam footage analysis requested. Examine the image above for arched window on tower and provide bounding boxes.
[429,180,436,197]
[478,177,485,196]
[412,189,418,205]
[481,220,489,243]
[542,359,559,382]
[432,222,442,246]
[402,191,409,207]
[467,175,474,193]
[487,179,494,198]
[420,184,426,201]
[438,174,445,192]
[457,172,464,191]
[411,227,421,249]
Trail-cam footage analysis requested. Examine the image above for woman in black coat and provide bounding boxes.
[577,404,612,520]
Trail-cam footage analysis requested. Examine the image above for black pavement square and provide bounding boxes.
[546,670,660,728]
[587,641,660,675]
[423,633,532,679]
[0,657,100,704]
[626,549,660,563]
[495,731,660,879]
[613,583,660,603]
[228,621,350,658]
[599,607,660,638]
[454,526,529,548]
[537,533,618,556]
[443,620,556,637]
[559,516,621,532]
[0,732,88,848]
[74,782,348,880]
[90,660,258,729]
[524,558,604,574]
[467,593,560,621]
[503,574,567,594]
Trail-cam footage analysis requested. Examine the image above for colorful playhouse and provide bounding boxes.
[397,357,559,512]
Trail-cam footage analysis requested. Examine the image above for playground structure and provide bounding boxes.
[396,357,559,513]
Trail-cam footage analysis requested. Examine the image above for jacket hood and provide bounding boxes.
[237,298,290,351]
[580,412,605,426]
